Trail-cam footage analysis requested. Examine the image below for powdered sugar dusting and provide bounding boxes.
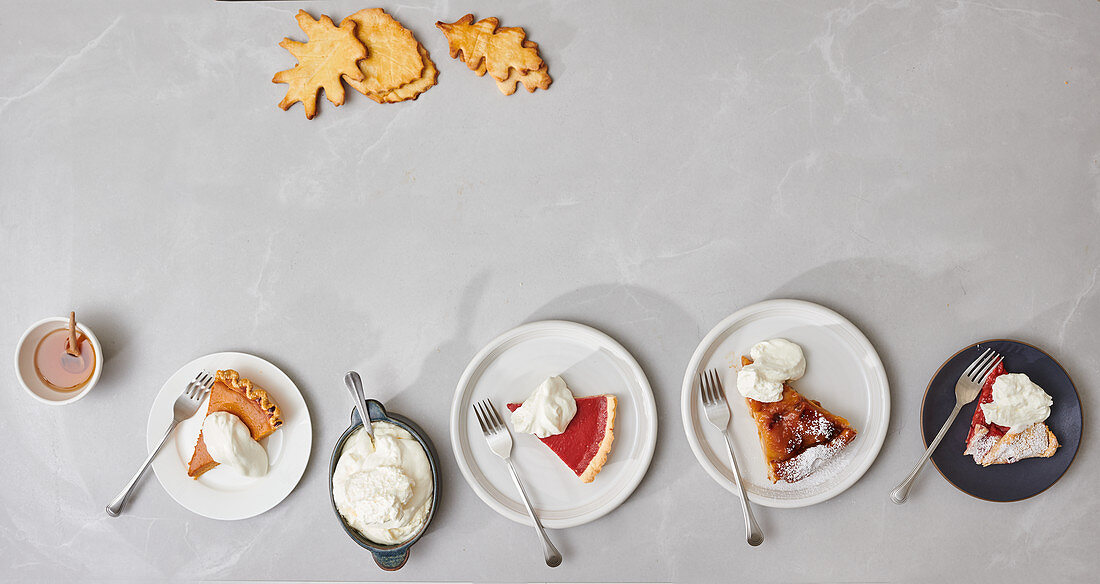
[748,438,859,498]
[982,423,1059,465]
[964,425,997,462]
[776,438,851,482]
[800,412,835,437]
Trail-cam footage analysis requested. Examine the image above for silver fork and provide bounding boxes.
[106,371,214,516]
[891,347,1003,504]
[472,399,562,567]
[700,369,764,546]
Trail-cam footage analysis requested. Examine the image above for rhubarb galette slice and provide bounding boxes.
[964,361,1059,466]
[507,395,616,483]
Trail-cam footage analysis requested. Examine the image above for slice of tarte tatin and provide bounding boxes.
[740,356,857,483]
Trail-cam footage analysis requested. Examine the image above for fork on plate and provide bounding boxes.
[699,369,764,546]
[890,347,1004,504]
[106,371,214,517]
[472,399,562,567]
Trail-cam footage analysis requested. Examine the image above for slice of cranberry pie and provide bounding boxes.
[964,361,1059,466]
[507,395,616,483]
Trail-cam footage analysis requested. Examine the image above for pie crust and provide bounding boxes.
[580,396,616,483]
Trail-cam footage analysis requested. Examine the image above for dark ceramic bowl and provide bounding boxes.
[329,400,439,570]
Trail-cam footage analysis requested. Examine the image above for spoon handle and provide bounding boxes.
[344,371,375,441]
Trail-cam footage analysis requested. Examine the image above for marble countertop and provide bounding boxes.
[2,0,1098,581]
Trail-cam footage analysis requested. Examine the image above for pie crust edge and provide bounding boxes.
[214,369,284,429]
[579,395,617,483]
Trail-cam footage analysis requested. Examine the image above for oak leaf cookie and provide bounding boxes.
[436,14,551,95]
[272,10,367,119]
[494,45,550,95]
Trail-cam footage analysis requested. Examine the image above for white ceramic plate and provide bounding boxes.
[681,299,889,508]
[451,321,657,528]
[147,352,312,520]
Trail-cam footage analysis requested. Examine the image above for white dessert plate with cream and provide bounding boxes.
[147,352,312,520]
[681,299,889,508]
[451,320,657,528]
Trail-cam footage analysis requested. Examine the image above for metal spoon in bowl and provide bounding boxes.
[344,371,375,444]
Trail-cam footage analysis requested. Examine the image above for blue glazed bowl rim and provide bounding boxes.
[328,399,439,570]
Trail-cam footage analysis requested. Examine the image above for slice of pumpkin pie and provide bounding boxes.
[187,370,283,478]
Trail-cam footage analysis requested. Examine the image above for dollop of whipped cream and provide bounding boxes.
[332,422,433,545]
[201,411,269,477]
[981,373,1053,434]
[736,338,806,402]
[511,376,577,438]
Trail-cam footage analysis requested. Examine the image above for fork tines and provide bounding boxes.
[189,371,214,398]
[473,399,506,434]
[966,348,1004,383]
[699,369,727,406]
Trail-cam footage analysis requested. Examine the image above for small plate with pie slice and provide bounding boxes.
[922,340,1082,502]
[450,320,658,528]
[681,299,890,508]
[147,352,312,520]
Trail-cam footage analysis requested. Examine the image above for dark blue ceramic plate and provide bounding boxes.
[921,340,1082,502]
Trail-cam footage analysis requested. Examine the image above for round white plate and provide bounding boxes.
[681,299,889,508]
[147,352,312,520]
[451,321,657,528]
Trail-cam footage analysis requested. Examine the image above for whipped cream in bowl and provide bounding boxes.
[329,399,438,571]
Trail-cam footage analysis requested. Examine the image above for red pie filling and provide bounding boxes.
[966,361,1010,441]
[507,396,610,476]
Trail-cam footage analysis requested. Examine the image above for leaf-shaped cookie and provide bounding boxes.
[495,42,551,95]
[272,10,367,119]
[341,9,425,101]
[436,14,551,94]
[375,45,438,104]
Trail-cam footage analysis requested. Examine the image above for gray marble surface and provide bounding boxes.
[2,0,1098,581]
